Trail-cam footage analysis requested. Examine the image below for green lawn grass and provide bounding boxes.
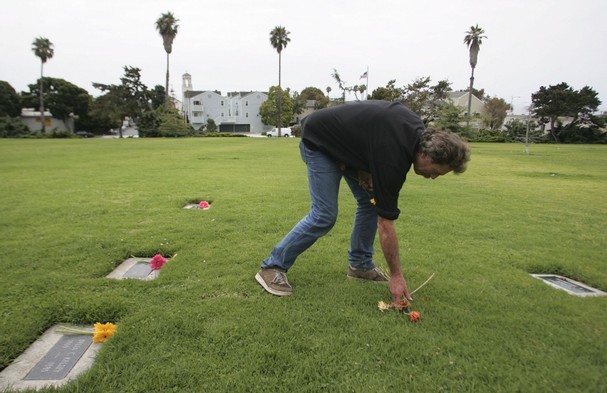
[0,139,605,392]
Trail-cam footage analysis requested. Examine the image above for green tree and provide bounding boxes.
[369,80,403,102]
[155,12,179,101]
[463,25,486,120]
[31,36,54,132]
[269,26,290,135]
[531,83,602,142]
[481,97,509,130]
[433,101,465,133]
[139,105,193,137]
[93,66,152,137]
[205,118,217,132]
[0,116,29,137]
[503,118,542,143]
[21,77,91,132]
[369,77,451,125]
[150,85,167,109]
[0,81,21,117]
[402,77,451,125]
[259,86,294,128]
[331,69,367,102]
[295,87,329,112]
[330,69,347,102]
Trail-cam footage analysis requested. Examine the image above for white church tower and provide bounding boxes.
[182,73,193,122]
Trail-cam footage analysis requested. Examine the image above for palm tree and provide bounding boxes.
[31,37,54,132]
[269,26,290,136]
[155,12,179,103]
[463,24,486,122]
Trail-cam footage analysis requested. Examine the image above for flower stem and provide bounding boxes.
[411,273,436,295]
[55,325,93,335]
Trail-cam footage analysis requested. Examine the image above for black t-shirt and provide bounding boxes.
[301,100,423,220]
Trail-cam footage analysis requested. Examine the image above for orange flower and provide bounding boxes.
[409,311,421,322]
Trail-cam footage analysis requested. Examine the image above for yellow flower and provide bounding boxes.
[377,300,391,312]
[93,322,117,343]
[57,322,118,344]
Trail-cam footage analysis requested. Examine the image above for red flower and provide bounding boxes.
[409,311,421,322]
[397,300,410,309]
[150,254,167,270]
[390,300,411,313]
[198,201,210,209]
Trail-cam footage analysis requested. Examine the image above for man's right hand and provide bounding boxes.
[389,273,412,304]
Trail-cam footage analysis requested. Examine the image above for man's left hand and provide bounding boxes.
[358,170,373,193]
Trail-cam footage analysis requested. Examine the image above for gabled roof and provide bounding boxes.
[184,90,222,98]
[447,91,469,100]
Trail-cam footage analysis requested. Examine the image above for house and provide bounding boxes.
[293,100,317,125]
[181,73,268,132]
[20,108,73,132]
[446,91,485,116]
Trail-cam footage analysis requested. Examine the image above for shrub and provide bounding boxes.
[469,128,507,142]
[0,116,29,138]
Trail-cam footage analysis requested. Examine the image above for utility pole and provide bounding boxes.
[525,105,533,155]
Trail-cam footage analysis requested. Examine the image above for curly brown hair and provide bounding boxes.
[418,129,470,173]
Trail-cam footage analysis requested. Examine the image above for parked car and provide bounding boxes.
[75,131,95,138]
[266,127,292,137]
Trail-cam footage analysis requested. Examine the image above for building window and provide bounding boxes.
[221,100,224,106]
[193,111,203,117]
[245,113,249,118]
[245,101,249,106]
[193,100,201,105]
[221,113,224,117]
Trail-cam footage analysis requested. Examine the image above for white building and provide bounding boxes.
[446,91,485,116]
[20,108,73,132]
[181,73,268,133]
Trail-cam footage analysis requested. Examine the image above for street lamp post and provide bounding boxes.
[525,104,533,155]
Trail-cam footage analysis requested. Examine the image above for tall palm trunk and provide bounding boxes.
[277,51,282,136]
[39,63,45,132]
[466,66,475,126]
[165,52,170,104]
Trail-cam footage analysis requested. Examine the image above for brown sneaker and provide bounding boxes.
[255,268,293,296]
[347,266,389,283]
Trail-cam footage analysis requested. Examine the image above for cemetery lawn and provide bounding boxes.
[0,138,605,392]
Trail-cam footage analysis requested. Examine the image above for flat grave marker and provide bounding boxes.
[24,335,92,380]
[0,326,100,391]
[531,274,607,297]
[107,257,159,280]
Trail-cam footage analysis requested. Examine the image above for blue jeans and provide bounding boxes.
[261,141,378,271]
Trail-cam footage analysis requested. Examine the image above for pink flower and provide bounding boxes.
[150,254,167,270]
[198,201,210,209]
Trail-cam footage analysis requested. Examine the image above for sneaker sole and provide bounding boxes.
[255,273,292,296]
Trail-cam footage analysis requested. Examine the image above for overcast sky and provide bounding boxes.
[2,0,606,115]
